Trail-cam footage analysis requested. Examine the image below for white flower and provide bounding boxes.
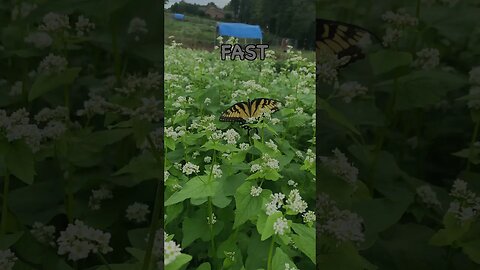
[252,133,261,140]
[318,194,365,243]
[128,17,148,41]
[223,129,240,144]
[239,143,250,151]
[250,186,263,197]
[182,162,200,176]
[305,149,315,164]
[284,263,298,270]
[204,97,211,105]
[265,139,278,151]
[75,15,95,36]
[57,220,112,261]
[416,185,441,208]
[164,171,170,182]
[38,12,70,33]
[381,10,418,27]
[263,154,280,170]
[337,81,368,103]
[287,180,298,187]
[88,186,113,210]
[469,66,480,86]
[24,32,52,48]
[0,249,17,270]
[382,27,403,47]
[251,164,263,173]
[164,238,182,265]
[320,148,358,185]
[413,48,440,70]
[273,217,289,235]
[9,81,23,96]
[42,120,67,139]
[212,164,222,178]
[35,106,68,123]
[265,193,285,215]
[126,202,150,223]
[285,189,308,214]
[37,54,68,74]
[204,156,212,163]
[207,213,217,224]
[302,210,316,224]
[31,222,56,247]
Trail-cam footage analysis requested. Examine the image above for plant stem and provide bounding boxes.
[142,135,164,270]
[267,235,275,270]
[97,253,113,270]
[466,119,480,172]
[1,172,10,235]
[207,150,216,256]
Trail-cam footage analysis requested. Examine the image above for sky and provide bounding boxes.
[165,0,229,8]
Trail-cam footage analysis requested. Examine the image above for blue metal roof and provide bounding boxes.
[217,22,262,39]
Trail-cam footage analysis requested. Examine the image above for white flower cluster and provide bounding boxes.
[115,72,162,94]
[57,220,113,261]
[0,249,17,270]
[24,32,52,49]
[273,217,289,235]
[35,106,68,123]
[284,263,298,270]
[416,185,441,208]
[224,129,240,144]
[165,126,186,141]
[75,15,95,36]
[164,233,182,266]
[250,186,263,197]
[320,148,358,185]
[336,81,368,103]
[9,81,23,96]
[76,94,111,116]
[0,108,43,151]
[39,12,70,33]
[468,67,480,110]
[11,2,37,20]
[207,213,217,225]
[127,17,148,41]
[126,202,150,223]
[304,149,315,164]
[316,52,349,84]
[448,179,480,222]
[413,48,440,70]
[31,222,56,247]
[212,164,222,178]
[302,210,316,224]
[129,97,162,122]
[37,53,68,74]
[239,143,250,151]
[88,186,113,210]
[182,162,200,176]
[265,193,286,215]
[318,193,365,244]
[381,9,418,46]
[241,80,269,93]
[265,139,278,151]
[285,189,308,214]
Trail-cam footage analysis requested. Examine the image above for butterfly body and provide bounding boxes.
[317,18,379,67]
[219,98,280,134]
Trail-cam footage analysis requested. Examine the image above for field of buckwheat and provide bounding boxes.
[0,1,164,269]
[163,38,316,269]
[318,0,480,269]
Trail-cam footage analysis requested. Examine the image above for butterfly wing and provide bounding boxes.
[317,18,377,66]
[219,101,251,123]
[249,98,280,119]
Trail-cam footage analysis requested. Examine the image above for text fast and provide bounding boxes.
[220,44,269,61]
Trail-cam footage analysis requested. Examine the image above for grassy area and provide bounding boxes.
[164,12,315,61]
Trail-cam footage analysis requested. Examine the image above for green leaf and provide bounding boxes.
[369,50,412,76]
[233,182,271,229]
[6,141,35,184]
[166,254,192,270]
[318,98,360,135]
[319,242,377,270]
[114,152,161,186]
[0,232,24,249]
[272,247,297,270]
[165,175,220,206]
[461,240,480,264]
[28,67,81,102]
[260,212,283,241]
[291,223,315,263]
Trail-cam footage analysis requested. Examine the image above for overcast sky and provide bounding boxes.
[165,0,229,8]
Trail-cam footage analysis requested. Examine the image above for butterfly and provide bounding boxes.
[219,98,280,134]
[317,18,379,67]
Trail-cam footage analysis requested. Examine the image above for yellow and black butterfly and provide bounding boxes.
[317,18,379,67]
[219,98,280,134]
